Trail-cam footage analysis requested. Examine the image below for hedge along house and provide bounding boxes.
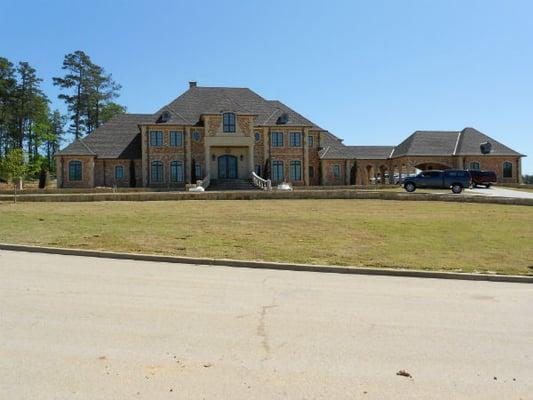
[55,83,525,188]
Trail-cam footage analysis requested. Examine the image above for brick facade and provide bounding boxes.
[54,85,525,189]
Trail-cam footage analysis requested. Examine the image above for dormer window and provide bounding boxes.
[159,111,171,123]
[223,112,236,133]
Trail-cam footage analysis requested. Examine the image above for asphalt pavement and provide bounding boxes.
[1,250,532,399]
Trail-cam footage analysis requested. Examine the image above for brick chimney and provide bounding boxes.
[189,81,197,88]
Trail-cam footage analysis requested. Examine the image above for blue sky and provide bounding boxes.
[3,0,532,173]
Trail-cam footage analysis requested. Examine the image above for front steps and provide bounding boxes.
[208,179,260,191]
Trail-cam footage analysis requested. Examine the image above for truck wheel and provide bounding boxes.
[451,184,463,194]
[405,182,416,192]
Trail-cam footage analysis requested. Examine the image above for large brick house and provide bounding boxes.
[55,82,525,188]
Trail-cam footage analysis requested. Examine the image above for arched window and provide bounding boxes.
[469,161,480,170]
[115,165,124,179]
[503,161,513,178]
[170,161,184,183]
[68,160,82,181]
[223,112,236,132]
[151,161,163,183]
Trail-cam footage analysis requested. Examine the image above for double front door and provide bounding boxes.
[218,155,238,179]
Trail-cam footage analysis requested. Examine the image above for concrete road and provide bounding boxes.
[1,251,532,399]
[465,186,533,199]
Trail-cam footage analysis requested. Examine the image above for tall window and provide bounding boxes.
[223,112,236,132]
[332,164,341,178]
[149,131,163,146]
[68,160,82,181]
[195,163,202,179]
[309,166,315,178]
[469,161,480,170]
[503,161,513,178]
[290,160,302,181]
[169,131,183,147]
[151,161,163,183]
[272,160,284,181]
[271,132,284,147]
[289,132,302,147]
[308,135,314,147]
[255,164,262,176]
[115,165,124,179]
[170,161,184,183]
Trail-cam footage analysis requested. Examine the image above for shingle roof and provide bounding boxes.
[390,130,460,158]
[55,113,153,159]
[455,127,523,156]
[158,86,321,128]
[319,131,394,160]
[390,128,523,158]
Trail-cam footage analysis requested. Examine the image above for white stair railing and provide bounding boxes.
[251,172,272,191]
[199,174,210,190]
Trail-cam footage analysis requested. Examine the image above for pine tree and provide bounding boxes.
[43,110,65,171]
[53,51,92,139]
[86,63,121,132]
[0,57,17,157]
[14,62,46,161]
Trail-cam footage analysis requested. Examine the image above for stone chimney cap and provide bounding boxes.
[189,81,197,88]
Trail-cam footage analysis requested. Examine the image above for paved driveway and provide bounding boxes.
[1,250,532,399]
[465,186,533,199]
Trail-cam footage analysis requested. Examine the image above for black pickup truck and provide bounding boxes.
[403,170,472,194]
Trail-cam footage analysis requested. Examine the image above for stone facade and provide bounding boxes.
[54,85,525,189]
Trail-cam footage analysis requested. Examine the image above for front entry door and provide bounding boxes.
[218,155,238,179]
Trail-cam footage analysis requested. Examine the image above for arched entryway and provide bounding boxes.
[414,162,452,171]
[218,155,238,179]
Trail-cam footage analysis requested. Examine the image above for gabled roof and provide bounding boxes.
[157,86,322,128]
[55,113,153,159]
[54,137,96,156]
[390,130,460,158]
[455,127,523,156]
[390,128,523,158]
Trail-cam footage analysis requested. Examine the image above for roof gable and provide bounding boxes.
[55,113,153,159]
[159,86,321,128]
[391,131,460,158]
[455,127,523,156]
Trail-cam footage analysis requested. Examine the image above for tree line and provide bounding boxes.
[0,50,125,184]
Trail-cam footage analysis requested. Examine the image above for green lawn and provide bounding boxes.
[1,200,532,275]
